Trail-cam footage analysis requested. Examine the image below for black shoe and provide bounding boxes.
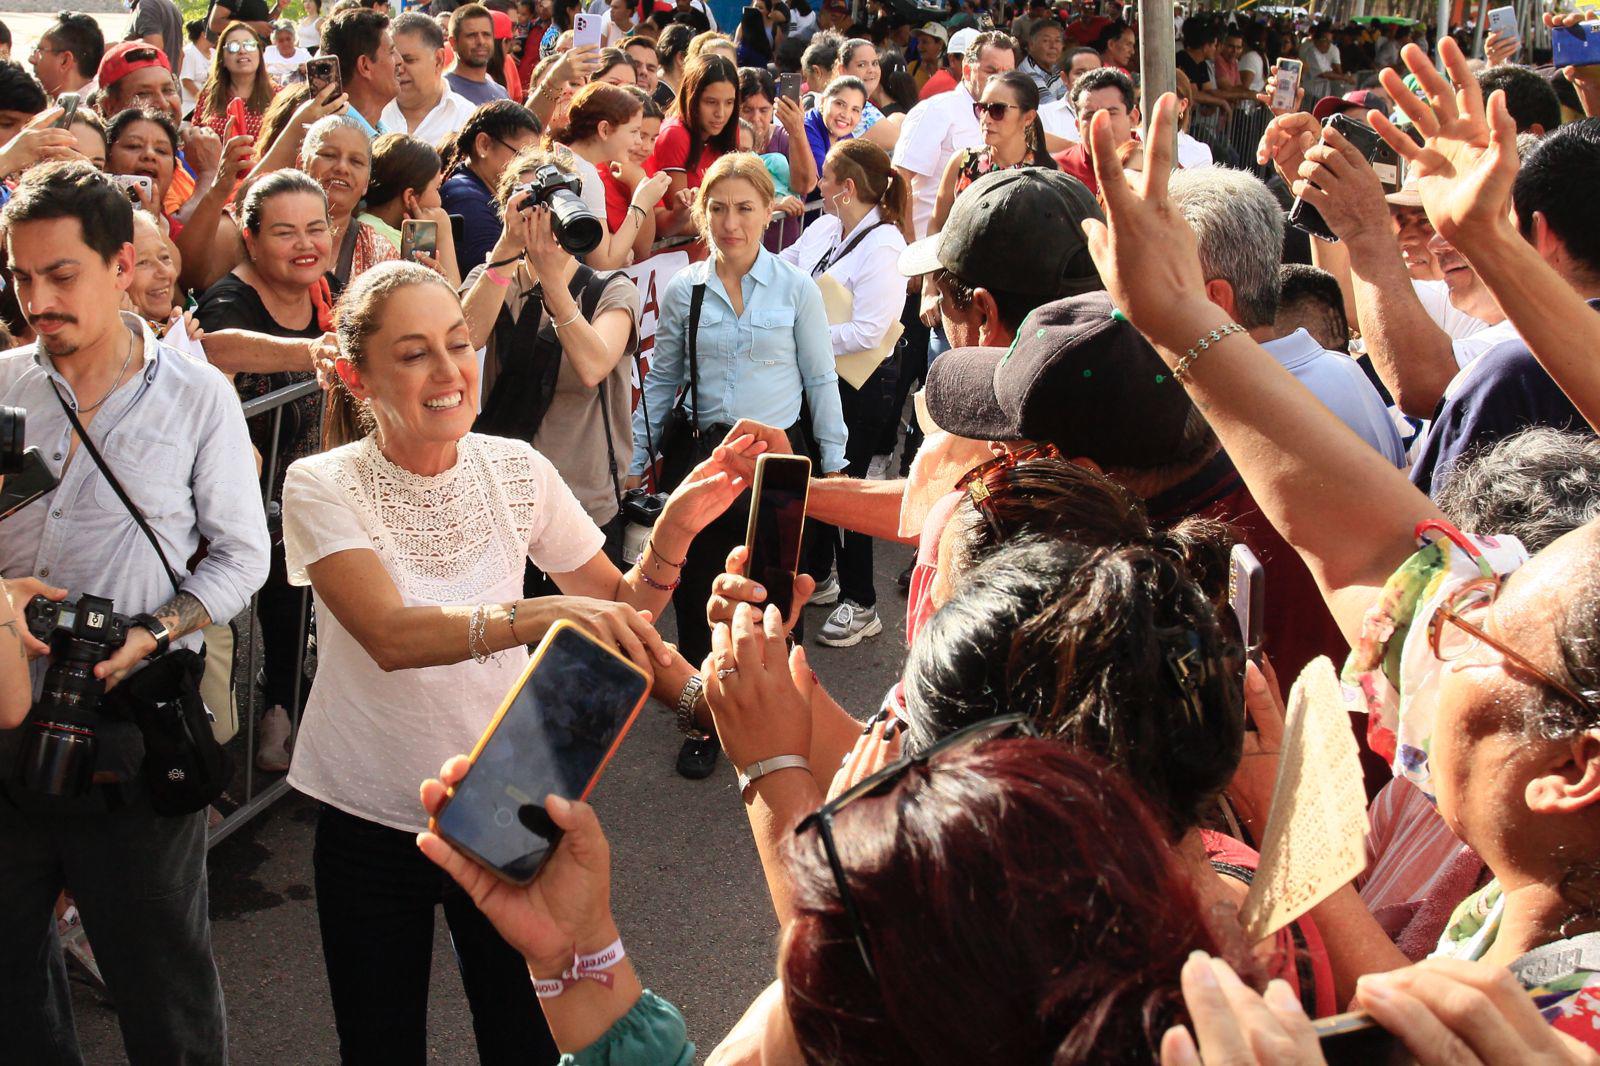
[897,561,914,594]
[675,732,720,780]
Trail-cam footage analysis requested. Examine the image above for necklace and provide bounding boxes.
[75,326,135,415]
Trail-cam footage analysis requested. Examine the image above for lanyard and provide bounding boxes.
[811,219,891,277]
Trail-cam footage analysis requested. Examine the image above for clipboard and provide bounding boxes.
[816,274,903,390]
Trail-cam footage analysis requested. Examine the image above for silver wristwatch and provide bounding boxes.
[674,675,706,736]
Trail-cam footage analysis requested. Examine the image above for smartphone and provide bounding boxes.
[1552,20,1600,67]
[1486,5,1519,45]
[303,55,342,99]
[0,448,57,522]
[1289,114,1402,242]
[573,12,604,50]
[111,173,155,204]
[744,454,811,613]
[223,96,248,141]
[53,93,80,129]
[1314,1011,1404,1064]
[779,72,803,103]
[1228,543,1265,661]
[431,621,650,883]
[1270,58,1301,111]
[400,219,438,262]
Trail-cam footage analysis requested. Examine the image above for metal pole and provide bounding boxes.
[1138,0,1176,144]
[1437,0,1452,68]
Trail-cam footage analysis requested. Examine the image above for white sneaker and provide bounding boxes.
[817,601,883,647]
[865,455,894,481]
[808,574,840,606]
[255,706,293,773]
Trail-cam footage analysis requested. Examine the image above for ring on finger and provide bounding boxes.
[717,665,738,680]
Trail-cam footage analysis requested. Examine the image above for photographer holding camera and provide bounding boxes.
[461,145,643,572]
[0,161,269,1066]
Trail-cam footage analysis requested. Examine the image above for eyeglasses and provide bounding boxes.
[1430,577,1600,717]
[793,714,1038,983]
[972,100,1020,121]
[224,40,261,54]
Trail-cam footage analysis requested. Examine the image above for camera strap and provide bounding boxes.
[52,384,183,596]
[678,283,706,432]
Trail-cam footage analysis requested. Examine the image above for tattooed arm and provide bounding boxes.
[92,591,214,691]
[149,591,213,641]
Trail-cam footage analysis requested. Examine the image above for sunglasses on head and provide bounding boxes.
[793,714,1038,982]
[972,100,1020,121]
[955,441,1063,504]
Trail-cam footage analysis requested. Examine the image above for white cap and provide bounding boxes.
[949,27,980,55]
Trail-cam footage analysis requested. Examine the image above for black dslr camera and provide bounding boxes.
[15,594,135,796]
[0,404,26,472]
[517,164,603,257]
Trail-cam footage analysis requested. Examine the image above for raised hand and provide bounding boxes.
[1483,28,1520,67]
[418,756,618,974]
[701,603,812,770]
[0,108,83,173]
[1294,124,1395,244]
[706,543,814,635]
[1547,12,1600,117]
[1370,37,1519,247]
[1257,108,1320,186]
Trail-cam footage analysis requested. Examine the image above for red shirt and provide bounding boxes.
[600,165,631,231]
[1053,142,1098,195]
[645,115,723,189]
[918,67,957,100]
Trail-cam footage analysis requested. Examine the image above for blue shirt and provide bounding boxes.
[631,250,847,474]
[0,313,270,774]
[345,107,388,140]
[441,166,502,272]
[446,71,509,107]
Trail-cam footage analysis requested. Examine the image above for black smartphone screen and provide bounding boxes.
[745,455,810,612]
[432,623,648,883]
[0,448,57,522]
[779,73,803,103]
[1290,114,1401,241]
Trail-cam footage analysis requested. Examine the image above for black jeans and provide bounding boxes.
[0,784,226,1065]
[805,360,898,608]
[257,539,311,712]
[883,292,930,473]
[312,803,558,1066]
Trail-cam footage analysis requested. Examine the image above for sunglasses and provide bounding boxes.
[224,39,261,54]
[793,714,1038,982]
[1430,576,1600,717]
[972,100,1020,121]
[955,441,1063,506]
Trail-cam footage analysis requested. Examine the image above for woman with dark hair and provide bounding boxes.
[802,74,866,174]
[645,53,739,237]
[105,108,182,233]
[592,45,637,85]
[737,64,818,249]
[439,98,541,266]
[358,132,461,285]
[552,81,672,268]
[414,734,1256,1063]
[193,21,278,142]
[929,69,1055,235]
[734,0,782,67]
[539,0,579,57]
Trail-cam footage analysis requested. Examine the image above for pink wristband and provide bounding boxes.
[484,266,512,288]
[533,938,626,999]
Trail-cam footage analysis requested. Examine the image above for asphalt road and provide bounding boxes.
[72,541,916,1065]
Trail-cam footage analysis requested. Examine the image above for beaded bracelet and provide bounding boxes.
[1172,323,1246,381]
[639,569,680,592]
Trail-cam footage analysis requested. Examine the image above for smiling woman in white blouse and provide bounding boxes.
[280,260,748,1064]
[780,137,910,649]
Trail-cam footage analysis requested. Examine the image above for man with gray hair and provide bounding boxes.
[382,10,474,143]
[1168,166,1406,466]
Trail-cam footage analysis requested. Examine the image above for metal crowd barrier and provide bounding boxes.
[207,377,321,848]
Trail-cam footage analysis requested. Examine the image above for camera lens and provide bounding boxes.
[16,719,96,797]
[0,406,24,474]
[545,188,604,256]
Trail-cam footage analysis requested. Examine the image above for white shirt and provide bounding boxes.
[780,206,908,356]
[180,41,209,114]
[1039,96,1079,142]
[1262,328,1407,467]
[284,433,605,833]
[1237,50,1265,91]
[1411,279,1492,342]
[380,89,478,147]
[297,15,323,52]
[1177,132,1213,168]
[1299,40,1343,96]
[892,82,980,239]
[264,44,311,83]
[1448,319,1521,378]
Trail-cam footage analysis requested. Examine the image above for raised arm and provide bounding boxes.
[1084,95,1442,641]
[775,96,817,196]
[1371,37,1600,435]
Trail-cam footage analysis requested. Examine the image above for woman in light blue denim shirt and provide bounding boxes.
[628,152,846,776]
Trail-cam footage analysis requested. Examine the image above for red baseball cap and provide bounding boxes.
[490,9,514,39]
[1311,89,1385,122]
[97,40,172,89]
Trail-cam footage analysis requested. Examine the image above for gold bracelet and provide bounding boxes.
[1172,322,1246,381]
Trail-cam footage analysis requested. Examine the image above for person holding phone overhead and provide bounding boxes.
[629,152,846,778]
[283,259,752,1064]
[359,132,462,285]
[644,53,738,238]
[193,21,278,143]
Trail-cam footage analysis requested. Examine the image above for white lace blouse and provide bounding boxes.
[281,433,604,833]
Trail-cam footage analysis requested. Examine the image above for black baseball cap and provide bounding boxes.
[925,291,1199,469]
[898,168,1103,298]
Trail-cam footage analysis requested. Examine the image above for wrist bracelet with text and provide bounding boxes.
[533,938,626,999]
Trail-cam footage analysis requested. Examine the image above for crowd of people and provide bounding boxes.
[0,0,1597,1063]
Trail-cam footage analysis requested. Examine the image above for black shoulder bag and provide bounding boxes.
[53,390,234,816]
[655,283,720,492]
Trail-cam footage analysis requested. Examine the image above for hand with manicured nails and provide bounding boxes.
[1160,952,1324,1065]
[701,603,812,770]
[706,543,815,634]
